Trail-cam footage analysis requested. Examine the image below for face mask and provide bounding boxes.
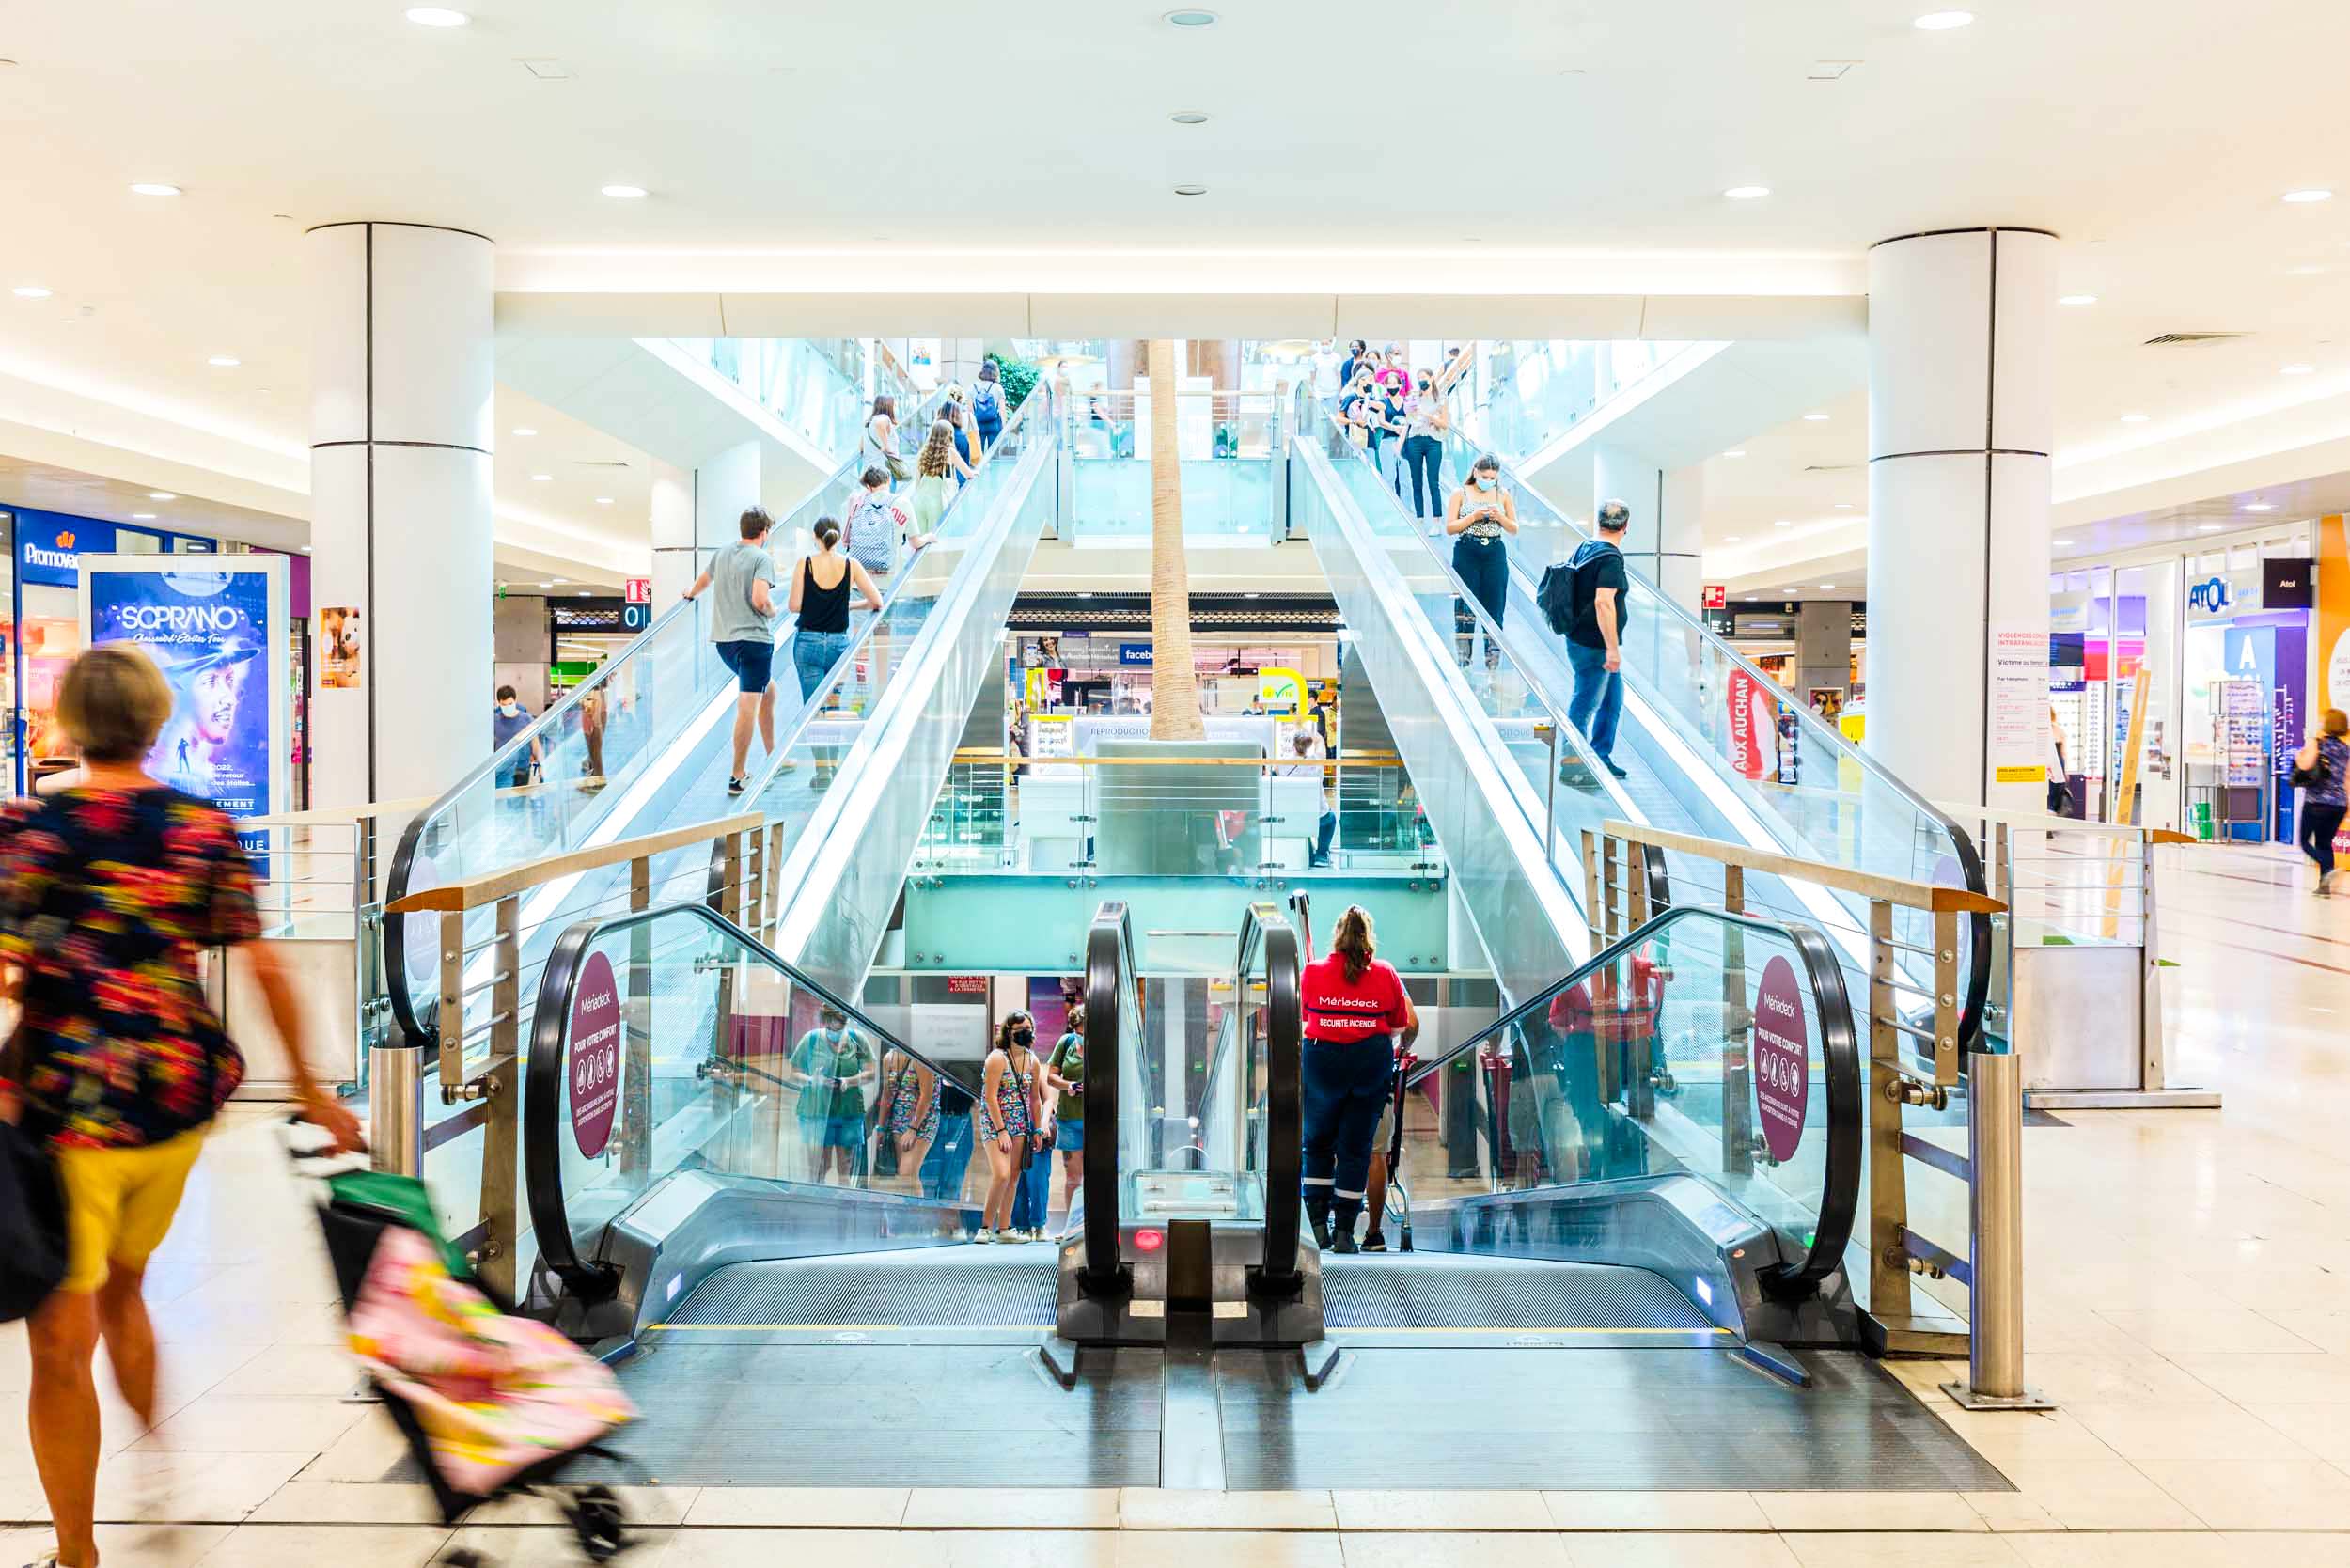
[1012,1027,1035,1047]
[1476,476,1496,491]
[498,702,520,715]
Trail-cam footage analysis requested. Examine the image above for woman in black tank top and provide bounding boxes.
[788,516,884,701]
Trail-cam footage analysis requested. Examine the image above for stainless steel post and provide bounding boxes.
[1941,1047,2053,1410]
[369,1039,425,1177]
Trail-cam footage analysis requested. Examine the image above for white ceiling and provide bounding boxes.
[3,1,2350,579]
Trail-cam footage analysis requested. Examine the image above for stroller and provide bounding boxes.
[290,1126,639,1563]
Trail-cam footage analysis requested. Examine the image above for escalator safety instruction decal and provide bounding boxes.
[1752,955,1810,1164]
[570,950,622,1159]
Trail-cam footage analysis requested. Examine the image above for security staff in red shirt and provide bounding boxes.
[1299,905,1420,1253]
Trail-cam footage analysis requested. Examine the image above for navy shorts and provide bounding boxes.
[715,638,775,695]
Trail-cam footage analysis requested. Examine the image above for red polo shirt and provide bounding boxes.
[1302,953,1411,1044]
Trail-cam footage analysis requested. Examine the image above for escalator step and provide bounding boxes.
[1321,1254,1711,1332]
[665,1248,1062,1329]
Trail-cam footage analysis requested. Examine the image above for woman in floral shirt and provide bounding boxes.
[1,646,360,1568]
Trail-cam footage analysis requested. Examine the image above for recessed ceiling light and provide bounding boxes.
[128,182,182,197]
[2053,539,2072,548]
[1721,449,1747,459]
[1723,186,1771,200]
[1163,8,1217,24]
[595,496,614,505]
[403,7,470,25]
[1774,519,1794,528]
[1725,535,1742,542]
[1173,184,1208,196]
[299,546,312,554]
[1820,584,1837,590]
[2244,502,2277,512]
[1244,591,1261,598]
[2283,189,2335,204]
[1834,502,1856,510]
[600,184,649,199]
[540,580,556,588]
[2197,524,2225,533]
[531,473,554,482]
[1802,412,1830,421]
[207,354,240,368]
[13,285,51,299]
[131,513,156,521]
[1913,10,1975,29]
[146,492,176,501]
[1170,111,1210,125]
[578,589,593,597]
[2282,364,2317,375]
[2120,412,2150,423]
[2058,294,2097,306]
[511,427,537,436]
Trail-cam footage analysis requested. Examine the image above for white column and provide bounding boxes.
[649,460,697,607]
[1865,227,2056,809]
[697,440,763,562]
[306,221,494,808]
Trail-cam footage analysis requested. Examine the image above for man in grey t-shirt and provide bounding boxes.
[683,505,781,794]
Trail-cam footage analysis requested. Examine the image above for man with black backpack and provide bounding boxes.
[1546,499,1634,780]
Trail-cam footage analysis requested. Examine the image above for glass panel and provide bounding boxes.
[666,338,870,463]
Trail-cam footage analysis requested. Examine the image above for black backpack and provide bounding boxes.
[1538,562,1577,635]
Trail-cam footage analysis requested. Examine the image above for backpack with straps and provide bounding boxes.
[974,380,1003,421]
[1537,562,1577,636]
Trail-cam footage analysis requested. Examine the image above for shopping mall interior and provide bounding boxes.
[3,4,2350,1566]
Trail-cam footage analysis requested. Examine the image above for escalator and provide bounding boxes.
[1294,385,1991,1054]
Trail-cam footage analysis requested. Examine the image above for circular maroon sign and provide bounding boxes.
[1751,954,1810,1164]
[569,951,622,1159]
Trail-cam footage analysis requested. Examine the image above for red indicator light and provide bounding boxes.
[1136,1228,1166,1253]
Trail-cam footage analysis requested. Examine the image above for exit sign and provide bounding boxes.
[624,577,651,604]
[1701,584,1728,610]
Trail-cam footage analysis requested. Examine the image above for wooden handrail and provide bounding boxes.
[1930,800,2197,846]
[386,812,762,915]
[1602,819,2006,916]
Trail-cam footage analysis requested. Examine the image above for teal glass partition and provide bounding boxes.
[1062,388,1285,545]
[666,337,871,461]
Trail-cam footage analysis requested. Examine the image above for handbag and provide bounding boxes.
[2291,757,2331,789]
[0,1120,66,1323]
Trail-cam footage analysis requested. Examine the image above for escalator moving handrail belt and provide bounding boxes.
[1254,915,1305,1295]
[1078,904,1132,1294]
[522,900,975,1300]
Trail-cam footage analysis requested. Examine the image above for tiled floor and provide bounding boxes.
[6,841,2350,1564]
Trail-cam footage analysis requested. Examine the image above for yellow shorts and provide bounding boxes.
[54,1129,206,1294]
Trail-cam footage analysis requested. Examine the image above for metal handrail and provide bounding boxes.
[522,900,973,1300]
[1400,902,1864,1297]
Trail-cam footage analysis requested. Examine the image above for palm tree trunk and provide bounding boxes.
[1147,339,1204,740]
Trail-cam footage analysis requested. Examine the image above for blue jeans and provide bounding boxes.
[1566,639,1624,764]
[1010,1141,1052,1231]
[792,628,849,701]
[1301,1041,1394,1228]
[920,1113,975,1201]
[1314,809,1336,866]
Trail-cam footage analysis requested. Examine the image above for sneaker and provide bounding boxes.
[727,776,748,796]
[1360,1231,1387,1253]
[1601,759,1629,780]
[1308,1210,1333,1250]
[1330,1232,1360,1256]
[972,1228,995,1245]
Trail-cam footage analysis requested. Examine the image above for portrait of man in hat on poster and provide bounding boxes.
[153,629,265,805]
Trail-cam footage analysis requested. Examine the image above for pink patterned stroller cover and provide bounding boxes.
[346,1225,635,1497]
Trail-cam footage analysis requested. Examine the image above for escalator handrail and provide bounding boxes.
[1302,377,1989,1049]
[1450,403,1990,1046]
[386,386,953,1049]
[1242,903,1306,1294]
[1079,902,1133,1293]
[522,899,972,1299]
[1397,902,1863,1296]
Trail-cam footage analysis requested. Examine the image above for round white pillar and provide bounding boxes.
[306,222,495,808]
[1865,227,2056,809]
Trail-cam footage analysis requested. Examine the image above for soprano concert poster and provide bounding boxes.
[80,557,291,858]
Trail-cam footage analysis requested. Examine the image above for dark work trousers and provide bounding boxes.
[1301,1040,1396,1231]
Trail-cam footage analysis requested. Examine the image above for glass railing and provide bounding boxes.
[1061,388,1287,545]
[666,337,871,460]
[1308,384,1992,1046]
[385,384,958,1048]
[909,753,1443,879]
[1401,904,1862,1294]
[525,902,977,1299]
[1449,339,1717,465]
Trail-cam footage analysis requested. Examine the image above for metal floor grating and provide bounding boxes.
[1321,1253,1710,1331]
[664,1246,1062,1328]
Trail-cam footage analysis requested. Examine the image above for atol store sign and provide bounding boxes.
[2186,568,2265,624]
